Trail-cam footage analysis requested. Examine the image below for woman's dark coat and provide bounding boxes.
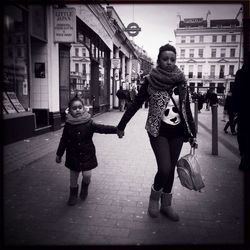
[56,120,117,172]
[117,78,196,141]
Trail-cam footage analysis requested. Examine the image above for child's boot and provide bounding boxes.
[148,185,162,218]
[160,192,179,221]
[67,185,78,206]
[80,172,91,200]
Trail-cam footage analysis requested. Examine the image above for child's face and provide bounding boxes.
[158,50,176,70]
[70,100,84,118]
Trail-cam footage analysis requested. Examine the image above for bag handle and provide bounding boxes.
[190,147,195,155]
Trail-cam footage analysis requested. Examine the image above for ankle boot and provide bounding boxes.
[160,192,179,221]
[67,186,78,206]
[148,185,162,218]
[80,181,89,200]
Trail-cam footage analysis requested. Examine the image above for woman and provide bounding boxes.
[117,44,197,221]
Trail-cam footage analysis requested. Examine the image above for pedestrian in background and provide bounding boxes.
[197,92,204,113]
[117,44,197,221]
[223,91,237,135]
[208,88,218,107]
[56,96,118,206]
[116,86,126,112]
[232,52,250,171]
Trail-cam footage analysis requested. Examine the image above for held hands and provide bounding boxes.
[56,155,62,163]
[189,137,198,149]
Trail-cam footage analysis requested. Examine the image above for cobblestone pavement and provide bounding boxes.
[2,104,249,247]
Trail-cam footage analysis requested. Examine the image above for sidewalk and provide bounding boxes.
[3,105,246,246]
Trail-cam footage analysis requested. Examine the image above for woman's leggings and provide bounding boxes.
[70,170,92,187]
[148,134,184,193]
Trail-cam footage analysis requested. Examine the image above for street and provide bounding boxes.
[3,104,246,246]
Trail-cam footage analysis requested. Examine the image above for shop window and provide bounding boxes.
[217,83,225,94]
[3,5,29,112]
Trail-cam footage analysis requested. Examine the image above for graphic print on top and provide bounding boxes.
[162,87,181,125]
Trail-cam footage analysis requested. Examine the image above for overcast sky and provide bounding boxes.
[111,3,242,63]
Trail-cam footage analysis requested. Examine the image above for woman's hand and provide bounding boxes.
[117,129,124,138]
[56,155,62,163]
[189,137,198,148]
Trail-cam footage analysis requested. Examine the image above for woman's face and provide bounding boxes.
[70,100,84,118]
[158,50,176,70]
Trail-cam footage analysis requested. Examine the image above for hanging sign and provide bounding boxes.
[125,22,141,37]
[54,8,76,43]
[112,58,121,69]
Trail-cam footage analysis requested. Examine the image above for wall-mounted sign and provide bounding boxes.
[54,8,76,43]
[125,22,141,37]
[184,18,204,23]
[112,58,121,69]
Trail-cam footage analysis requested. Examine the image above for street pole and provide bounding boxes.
[212,104,218,155]
[194,100,198,133]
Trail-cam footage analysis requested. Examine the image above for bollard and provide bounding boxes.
[211,104,218,155]
[194,100,198,133]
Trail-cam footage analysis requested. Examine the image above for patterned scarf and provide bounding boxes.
[66,110,91,125]
[146,65,186,92]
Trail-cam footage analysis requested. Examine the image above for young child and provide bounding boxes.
[56,96,118,206]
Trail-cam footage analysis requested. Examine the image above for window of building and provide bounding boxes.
[198,49,203,58]
[211,48,216,58]
[82,47,86,57]
[181,36,186,43]
[220,48,226,58]
[217,82,225,94]
[197,65,202,78]
[82,64,86,74]
[210,65,215,77]
[189,49,194,58]
[3,5,29,111]
[212,35,217,43]
[188,65,193,78]
[219,65,225,78]
[75,63,79,72]
[230,48,235,57]
[229,65,234,76]
[180,49,185,58]
[231,34,236,42]
[75,48,79,57]
[222,35,227,43]
[199,35,204,43]
[190,36,195,43]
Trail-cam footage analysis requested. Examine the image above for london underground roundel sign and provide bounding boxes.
[125,22,141,37]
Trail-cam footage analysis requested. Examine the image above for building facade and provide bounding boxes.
[174,9,243,97]
[2,3,141,144]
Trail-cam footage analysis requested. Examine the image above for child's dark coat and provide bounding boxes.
[56,120,117,172]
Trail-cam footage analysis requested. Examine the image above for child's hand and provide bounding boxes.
[117,129,124,138]
[56,155,62,163]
